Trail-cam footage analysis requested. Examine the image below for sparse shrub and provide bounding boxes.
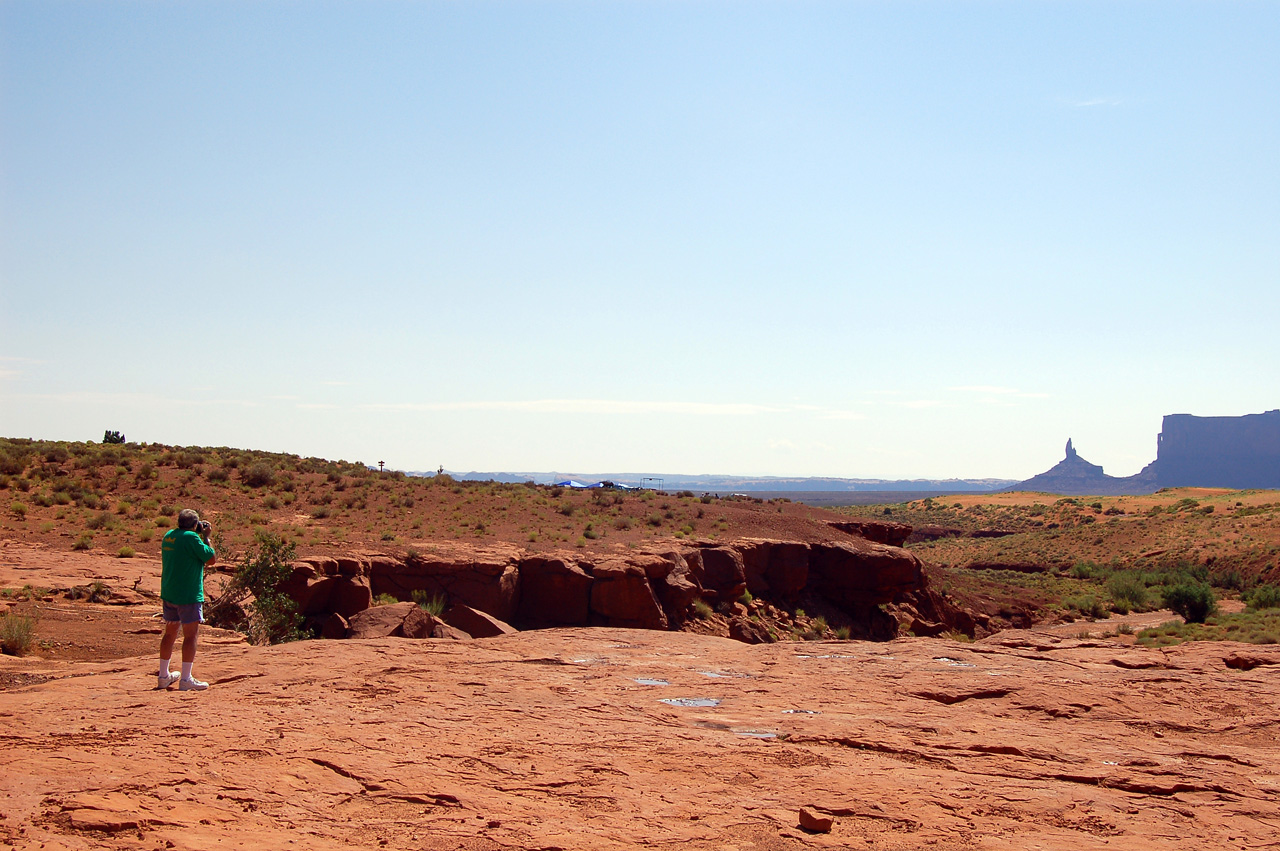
[646,513,663,527]
[583,523,600,540]
[1245,585,1280,610]
[1107,574,1149,611]
[72,532,93,551]
[242,463,276,488]
[204,531,304,644]
[85,511,111,530]
[1071,562,1096,580]
[155,517,171,528]
[1163,581,1217,624]
[613,516,633,531]
[9,501,26,519]
[692,599,714,620]
[0,614,36,656]
[1115,622,1134,635]
[738,589,754,606]
[380,532,396,541]
[1211,569,1245,591]
[74,580,112,603]
[1063,594,1107,619]
[207,467,230,482]
[102,430,126,445]
[373,593,400,606]
[262,495,281,509]
[411,589,446,615]
[834,625,852,640]
[117,546,136,559]
[159,504,175,516]
[310,507,330,520]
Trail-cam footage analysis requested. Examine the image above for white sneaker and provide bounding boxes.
[157,673,180,690]
[179,677,208,691]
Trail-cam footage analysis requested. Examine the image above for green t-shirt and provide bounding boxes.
[160,528,216,605]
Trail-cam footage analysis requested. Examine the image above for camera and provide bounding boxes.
[196,520,212,536]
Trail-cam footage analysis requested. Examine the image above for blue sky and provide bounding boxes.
[2,1,1277,480]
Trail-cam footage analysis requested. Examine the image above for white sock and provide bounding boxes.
[159,659,171,678]
[181,662,193,680]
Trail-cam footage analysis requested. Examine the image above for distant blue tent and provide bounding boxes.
[553,480,590,488]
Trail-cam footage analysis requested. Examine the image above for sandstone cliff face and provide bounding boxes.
[278,522,923,642]
[1012,410,1280,496]
[1156,409,1280,489]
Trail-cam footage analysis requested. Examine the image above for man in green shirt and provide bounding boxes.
[158,509,217,690]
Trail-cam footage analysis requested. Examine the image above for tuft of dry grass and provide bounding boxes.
[1,613,36,655]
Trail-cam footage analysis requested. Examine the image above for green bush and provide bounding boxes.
[1245,585,1280,610]
[373,593,400,606]
[1107,573,1150,611]
[692,599,714,620]
[116,546,136,559]
[9,501,26,519]
[102,430,126,445]
[411,589,446,615]
[72,532,93,551]
[242,463,277,488]
[0,614,36,655]
[204,531,303,645]
[1163,581,1217,624]
[1063,594,1107,619]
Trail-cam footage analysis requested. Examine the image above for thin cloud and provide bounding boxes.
[950,386,1049,401]
[950,385,1018,395]
[1066,96,1123,108]
[360,399,786,416]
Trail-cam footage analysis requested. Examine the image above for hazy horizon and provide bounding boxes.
[3,2,1276,480]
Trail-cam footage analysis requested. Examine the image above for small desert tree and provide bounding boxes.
[205,531,304,644]
[102,430,126,445]
[1163,581,1217,624]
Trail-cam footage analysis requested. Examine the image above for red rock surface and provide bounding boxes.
[3,628,1278,850]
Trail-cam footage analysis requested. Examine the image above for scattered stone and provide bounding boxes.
[442,604,517,638]
[347,601,416,639]
[1224,651,1278,671]
[728,615,771,645]
[798,807,833,833]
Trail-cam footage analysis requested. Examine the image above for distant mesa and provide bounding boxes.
[1011,409,1280,495]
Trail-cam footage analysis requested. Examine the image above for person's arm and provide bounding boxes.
[192,529,217,567]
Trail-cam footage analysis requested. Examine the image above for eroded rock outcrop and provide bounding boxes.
[283,522,924,643]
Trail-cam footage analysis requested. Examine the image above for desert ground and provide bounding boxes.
[2,438,1279,849]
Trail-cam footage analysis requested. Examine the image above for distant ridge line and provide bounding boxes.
[407,470,1015,493]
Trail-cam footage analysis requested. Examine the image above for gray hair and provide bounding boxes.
[177,509,200,530]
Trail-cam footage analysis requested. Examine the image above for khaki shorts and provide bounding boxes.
[162,601,204,625]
